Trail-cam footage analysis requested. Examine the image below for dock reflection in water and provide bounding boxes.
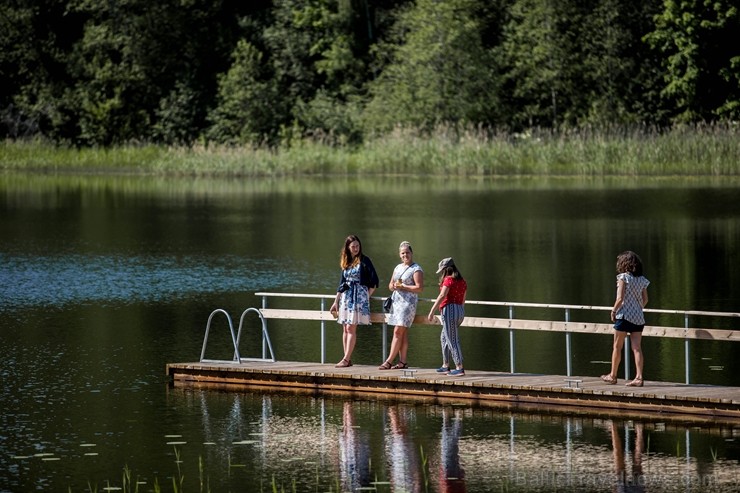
[166,388,739,493]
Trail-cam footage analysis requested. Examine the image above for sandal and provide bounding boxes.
[378,361,392,370]
[391,361,408,370]
[600,374,618,385]
[626,378,644,387]
[335,358,351,368]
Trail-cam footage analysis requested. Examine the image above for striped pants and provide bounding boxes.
[440,303,465,367]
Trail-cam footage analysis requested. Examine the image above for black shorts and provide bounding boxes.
[614,318,644,333]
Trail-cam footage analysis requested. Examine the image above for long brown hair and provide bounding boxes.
[340,234,363,269]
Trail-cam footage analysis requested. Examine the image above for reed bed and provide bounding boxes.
[2,123,738,176]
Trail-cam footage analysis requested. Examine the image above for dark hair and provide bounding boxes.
[616,251,643,276]
[340,234,363,269]
[438,262,463,284]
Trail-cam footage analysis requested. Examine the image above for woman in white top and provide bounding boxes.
[601,251,650,387]
[378,241,423,370]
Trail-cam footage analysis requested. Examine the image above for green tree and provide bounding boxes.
[64,0,253,145]
[205,40,279,145]
[256,0,378,144]
[363,0,497,133]
[0,0,82,139]
[499,0,667,129]
[645,0,740,121]
[498,0,588,128]
[580,0,665,125]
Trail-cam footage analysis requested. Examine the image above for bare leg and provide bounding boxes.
[398,327,409,364]
[609,331,627,379]
[629,332,644,380]
[342,324,357,361]
[383,326,408,365]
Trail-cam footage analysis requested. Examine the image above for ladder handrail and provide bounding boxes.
[200,309,240,363]
[200,307,276,364]
[236,308,276,363]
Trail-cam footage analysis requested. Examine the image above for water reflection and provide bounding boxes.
[610,421,644,493]
[434,407,466,492]
[340,401,372,492]
[2,173,740,492]
[386,404,424,492]
[167,390,739,493]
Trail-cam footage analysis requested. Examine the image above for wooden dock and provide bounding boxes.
[179,294,740,424]
[166,360,740,424]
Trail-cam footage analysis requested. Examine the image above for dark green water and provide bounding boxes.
[1,173,738,492]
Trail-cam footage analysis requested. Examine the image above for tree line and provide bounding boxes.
[1,0,738,148]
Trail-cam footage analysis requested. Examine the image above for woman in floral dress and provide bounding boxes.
[378,241,423,370]
[329,235,379,367]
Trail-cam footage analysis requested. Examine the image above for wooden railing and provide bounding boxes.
[249,292,740,384]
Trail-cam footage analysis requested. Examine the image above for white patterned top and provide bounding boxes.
[615,272,650,325]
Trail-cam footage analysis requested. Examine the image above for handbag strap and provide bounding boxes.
[396,263,414,282]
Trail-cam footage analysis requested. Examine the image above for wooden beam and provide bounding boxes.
[256,309,740,342]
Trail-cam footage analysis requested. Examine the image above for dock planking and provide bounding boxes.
[166,360,740,423]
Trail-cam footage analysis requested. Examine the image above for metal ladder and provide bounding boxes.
[199,308,276,363]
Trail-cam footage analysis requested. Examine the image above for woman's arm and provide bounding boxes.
[399,270,424,294]
[428,285,449,321]
[611,279,625,322]
[641,288,648,307]
[330,271,345,314]
[330,292,340,315]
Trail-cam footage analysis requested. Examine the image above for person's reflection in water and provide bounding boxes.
[386,404,423,492]
[610,421,644,493]
[437,407,466,492]
[339,401,371,492]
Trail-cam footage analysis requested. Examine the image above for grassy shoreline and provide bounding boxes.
[2,125,739,176]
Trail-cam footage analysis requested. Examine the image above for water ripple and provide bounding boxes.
[0,253,305,309]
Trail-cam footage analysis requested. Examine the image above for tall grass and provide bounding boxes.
[2,123,739,176]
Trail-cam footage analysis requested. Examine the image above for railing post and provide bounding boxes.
[624,336,631,381]
[684,313,690,384]
[261,296,267,359]
[565,308,572,377]
[320,298,326,364]
[382,317,388,362]
[509,305,515,374]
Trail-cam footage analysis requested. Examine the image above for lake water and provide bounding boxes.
[1,173,739,492]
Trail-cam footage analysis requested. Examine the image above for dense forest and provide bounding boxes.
[1,0,739,148]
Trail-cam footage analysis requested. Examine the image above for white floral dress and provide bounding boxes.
[387,262,423,327]
[337,264,372,325]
